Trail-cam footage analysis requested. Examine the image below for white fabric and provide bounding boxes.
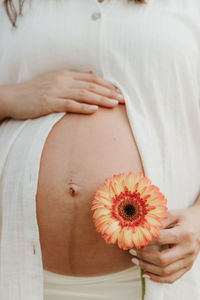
[0,0,200,299]
[43,266,141,300]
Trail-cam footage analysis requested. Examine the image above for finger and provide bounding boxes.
[161,210,179,229]
[69,69,93,74]
[132,255,190,277]
[59,69,125,102]
[72,72,120,92]
[84,70,94,74]
[68,80,125,103]
[58,89,120,108]
[143,267,189,284]
[130,245,184,266]
[50,98,99,114]
[149,226,180,246]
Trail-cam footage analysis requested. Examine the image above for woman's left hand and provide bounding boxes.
[129,205,200,284]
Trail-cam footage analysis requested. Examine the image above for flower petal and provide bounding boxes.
[93,208,110,218]
[91,172,167,251]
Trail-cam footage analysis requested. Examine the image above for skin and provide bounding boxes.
[0,69,125,120]
[1,67,199,282]
[36,105,144,276]
[129,196,200,284]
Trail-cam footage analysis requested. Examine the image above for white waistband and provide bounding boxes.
[43,266,140,285]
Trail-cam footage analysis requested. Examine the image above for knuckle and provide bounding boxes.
[54,70,70,83]
[184,230,191,239]
[157,233,165,244]
[166,277,175,284]
[100,96,109,103]
[188,247,196,257]
[78,89,87,99]
[90,74,99,83]
[187,263,193,271]
[53,75,63,86]
[157,254,167,267]
[108,89,118,98]
[182,230,194,242]
[40,94,50,107]
[64,100,73,110]
[167,210,177,218]
[171,230,179,243]
[87,83,96,91]
[57,70,69,77]
[161,267,170,276]
[80,103,90,112]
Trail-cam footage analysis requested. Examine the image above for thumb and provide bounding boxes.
[162,210,179,229]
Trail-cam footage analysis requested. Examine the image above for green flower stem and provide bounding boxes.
[140,268,146,300]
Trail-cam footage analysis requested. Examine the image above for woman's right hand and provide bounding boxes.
[0,69,125,120]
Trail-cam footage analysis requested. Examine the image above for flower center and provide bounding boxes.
[118,199,138,221]
[124,204,135,216]
[111,187,150,226]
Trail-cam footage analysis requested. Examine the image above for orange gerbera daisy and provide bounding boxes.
[91,172,167,250]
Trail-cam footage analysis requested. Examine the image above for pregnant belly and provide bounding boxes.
[36,104,144,276]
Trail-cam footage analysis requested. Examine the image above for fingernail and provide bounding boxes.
[131,258,139,266]
[115,87,122,94]
[117,93,124,100]
[109,99,118,105]
[129,249,137,256]
[143,274,150,279]
[89,105,98,111]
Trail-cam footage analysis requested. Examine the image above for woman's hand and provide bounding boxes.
[0,69,124,120]
[129,205,200,284]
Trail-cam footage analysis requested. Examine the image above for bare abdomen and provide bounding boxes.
[36,104,144,276]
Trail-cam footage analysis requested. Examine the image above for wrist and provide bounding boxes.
[0,85,11,120]
[194,193,200,207]
[191,193,200,219]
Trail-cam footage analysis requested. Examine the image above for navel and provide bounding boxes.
[68,182,80,197]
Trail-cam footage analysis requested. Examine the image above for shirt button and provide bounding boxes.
[91,11,101,20]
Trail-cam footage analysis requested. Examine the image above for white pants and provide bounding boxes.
[43,266,141,300]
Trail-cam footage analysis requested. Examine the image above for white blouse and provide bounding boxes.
[0,0,200,299]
